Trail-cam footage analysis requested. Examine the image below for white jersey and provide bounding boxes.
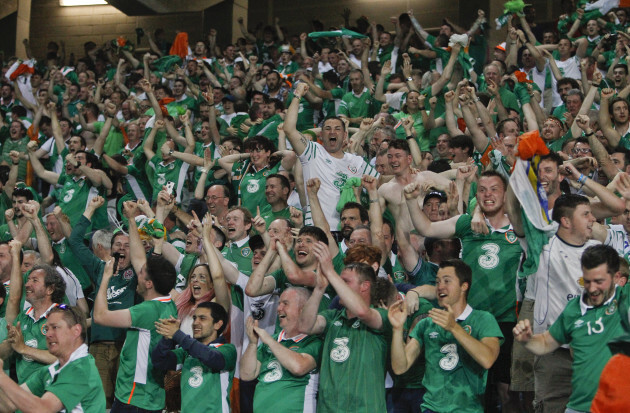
[299,141,378,229]
[605,224,630,259]
[527,235,599,334]
[551,56,581,108]
[230,272,278,378]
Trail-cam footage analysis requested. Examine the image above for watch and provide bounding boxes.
[407,76,413,82]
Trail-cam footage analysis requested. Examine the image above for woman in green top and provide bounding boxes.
[218,136,296,216]
[393,91,430,150]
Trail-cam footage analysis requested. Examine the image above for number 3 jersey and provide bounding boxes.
[409,305,504,413]
[317,307,392,413]
[455,214,523,323]
[254,331,323,413]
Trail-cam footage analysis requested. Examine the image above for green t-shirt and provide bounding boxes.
[254,331,323,412]
[231,160,281,216]
[549,288,624,412]
[391,298,434,389]
[322,87,345,120]
[337,88,378,126]
[286,92,316,131]
[317,307,392,413]
[67,216,137,343]
[1,137,29,180]
[14,304,57,383]
[147,155,190,204]
[248,114,283,147]
[125,164,154,201]
[260,204,291,228]
[455,214,523,322]
[115,297,178,410]
[54,239,91,290]
[409,306,504,413]
[24,345,106,413]
[55,174,108,230]
[221,238,253,276]
[173,341,237,413]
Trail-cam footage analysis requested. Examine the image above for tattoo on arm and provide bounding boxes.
[299,133,308,146]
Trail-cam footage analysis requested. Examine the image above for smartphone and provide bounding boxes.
[165,181,175,195]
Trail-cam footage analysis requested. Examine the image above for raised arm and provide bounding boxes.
[27,142,59,185]
[283,83,310,155]
[143,119,162,160]
[313,241,383,329]
[402,182,458,238]
[388,300,421,374]
[599,88,621,147]
[305,178,338,255]
[202,217,231,313]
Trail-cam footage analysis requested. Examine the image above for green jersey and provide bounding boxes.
[68,216,138,343]
[231,160,281,216]
[317,307,392,413]
[55,174,108,230]
[248,114,283,147]
[53,238,91,290]
[174,340,236,413]
[548,288,624,412]
[147,155,190,204]
[392,298,434,389]
[393,111,429,151]
[115,296,178,410]
[221,237,253,276]
[408,259,438,287]
[455,214,523,322]
[409,305,504,413]
[1,137,29,180]
[24,344,106,413]
[125,164,153,201]
[286,92,315,131]
[322,87,345,120]
[260,204,291,228]
[254,331,323,413]
[14,304,59,383]
[337,88,377,126]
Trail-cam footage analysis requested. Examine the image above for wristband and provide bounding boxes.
[584,131,594,137]
[369,199,379,204]
[407,290,420,298]
[578,174,587,185]
[407,77,413,82]
[200,168,208,174]
[418,106,426,111]
[406,135,415,140]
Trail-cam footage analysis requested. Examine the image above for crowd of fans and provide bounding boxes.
[0,2,629,412]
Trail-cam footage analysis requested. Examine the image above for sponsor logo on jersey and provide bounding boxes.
[429,332,439,339]
[574,319,584,328]
[241,247,251,257]
[333,321,342,327]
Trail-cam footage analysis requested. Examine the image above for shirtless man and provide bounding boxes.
[377,139,450,233]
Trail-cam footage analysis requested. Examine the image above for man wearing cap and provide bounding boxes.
[277,45,299,76]
[493,42,507,62]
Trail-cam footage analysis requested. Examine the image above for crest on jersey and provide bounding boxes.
[505,230,517,243]
[247,180,260,193]
[241,247,251,257]
[463,325,472,335]
[123,269,134,280]
[348,166,357,174]
[606,300,618,315]
[351,320,360,329]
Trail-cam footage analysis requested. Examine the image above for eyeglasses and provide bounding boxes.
[205,195,224,201]
[572,148,592,154]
